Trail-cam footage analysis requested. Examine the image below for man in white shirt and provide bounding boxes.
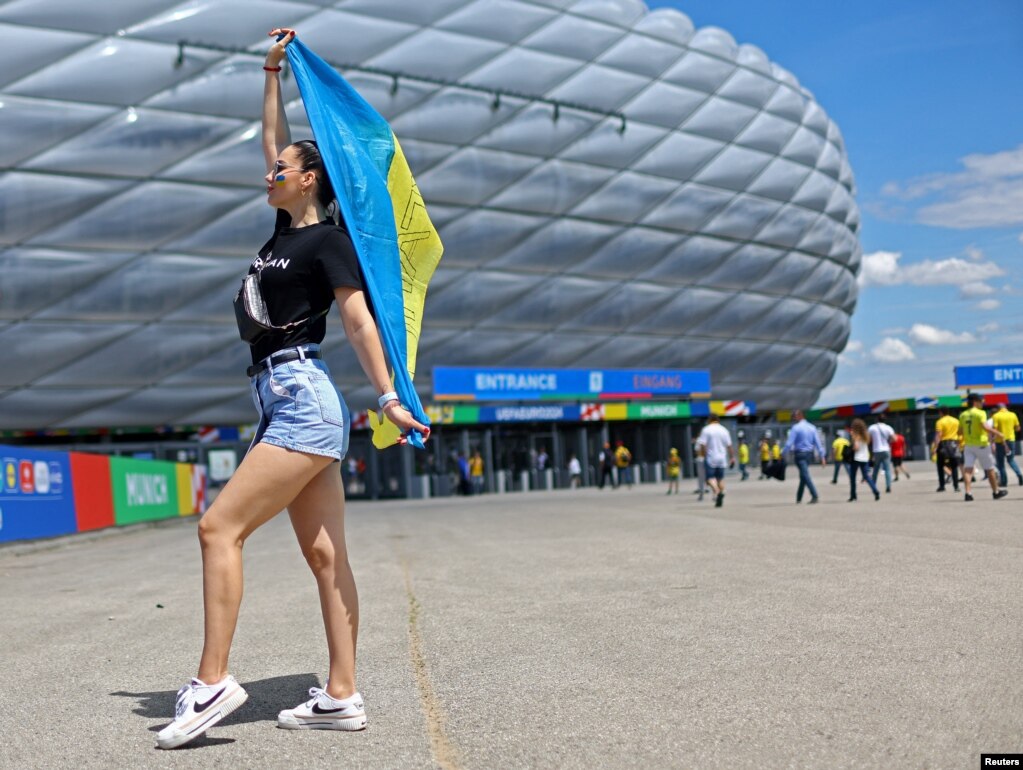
[867,415,896,493]
[696,414,736,508]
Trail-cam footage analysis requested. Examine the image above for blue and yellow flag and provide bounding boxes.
[286,39,442,450]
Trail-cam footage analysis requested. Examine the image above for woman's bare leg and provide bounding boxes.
[287,463,359,699]
[197,442,333,684]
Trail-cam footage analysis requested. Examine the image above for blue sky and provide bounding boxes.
[646,0,1023,406]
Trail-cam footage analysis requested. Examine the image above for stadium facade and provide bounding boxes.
[0,0,860,432]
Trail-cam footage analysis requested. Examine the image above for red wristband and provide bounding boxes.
[263,65,282,72]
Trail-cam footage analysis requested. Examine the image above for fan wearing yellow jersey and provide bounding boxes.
[991,404,1023,487]
[958,393,1008,501]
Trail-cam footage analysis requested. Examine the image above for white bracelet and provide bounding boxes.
[378,391,399,409]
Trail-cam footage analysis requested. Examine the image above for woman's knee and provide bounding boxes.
[198,509,245,550]
[302,538,347,576]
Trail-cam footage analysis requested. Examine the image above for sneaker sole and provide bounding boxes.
[157,687,249,749]
[277,713,367,731]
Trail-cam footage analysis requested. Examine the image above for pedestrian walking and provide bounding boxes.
[737,434,750,480]
[931,407,961,492]
[847,419,880,501]
[567,453,582,488]
[783,410,826,504]
[959,393,1009,502]
[831,430,850,484]
[598,442,617,490]
[665,447,681,495]
[991,404,1023,487]
[469,450,485,494]
[696,415,735,508]
[615,441,634,488]
[156,28,429,750]
[868,415,895,493]
[890,432,910,480]
[758,435,771,479]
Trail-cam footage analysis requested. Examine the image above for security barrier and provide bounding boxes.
[0,444,206,544]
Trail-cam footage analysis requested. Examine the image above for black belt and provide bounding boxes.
[247,349,321,377]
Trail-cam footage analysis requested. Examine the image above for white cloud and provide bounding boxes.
[845,340,864,353]
[880,145,1023,229]
[965,246,984,261]
[871,337,916,363]
[1018,232,1023,244]
[960,281,996,297]
[908,323,976,345]
[979,322,1000,334]
[977,299,1001,311]
[858,250,1005,288]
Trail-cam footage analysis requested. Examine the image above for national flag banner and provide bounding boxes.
[350,411,370,430]
[580,404,605,421]
[287,39,443,450]
[870,401,889,414]
[915,397,937,409]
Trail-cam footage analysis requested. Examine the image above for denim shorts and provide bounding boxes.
[249,345,350,461]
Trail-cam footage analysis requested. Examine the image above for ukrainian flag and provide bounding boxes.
[286,39,443,449]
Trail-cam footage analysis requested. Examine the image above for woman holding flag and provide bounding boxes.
[157,29,430,749]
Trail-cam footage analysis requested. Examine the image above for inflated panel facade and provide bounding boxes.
[0,0,860,428]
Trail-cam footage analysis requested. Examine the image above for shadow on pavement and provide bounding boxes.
[112,672,322,730]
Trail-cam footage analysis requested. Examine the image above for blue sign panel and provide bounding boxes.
[433,367,711,401]
[954,364,1023,390]
[0,445,77,543]
[478,405,581,423]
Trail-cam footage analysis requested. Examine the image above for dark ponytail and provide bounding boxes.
[291,139,339,223]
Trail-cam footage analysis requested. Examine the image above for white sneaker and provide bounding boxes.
[277,687,367,731]
[156,675,248,749]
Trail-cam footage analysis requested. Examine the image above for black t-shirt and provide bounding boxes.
[248,209,363,363]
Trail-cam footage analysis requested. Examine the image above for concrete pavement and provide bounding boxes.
[0,460,1020,769]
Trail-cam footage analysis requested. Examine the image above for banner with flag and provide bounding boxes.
[286,38,443,449]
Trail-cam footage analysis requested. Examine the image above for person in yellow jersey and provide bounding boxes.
[958,393,1008,501]
[737,432,750,480]
[930,407,961,492]
[665,448,681,495]
[990,404,1023,487]
[758,435,771,479]
[469,449,485,495]
[831,429,851,484]
[771,440,782,461]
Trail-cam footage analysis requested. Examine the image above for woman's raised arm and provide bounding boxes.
[262,29,295,170]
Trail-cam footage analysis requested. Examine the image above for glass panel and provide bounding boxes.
[0,95,116,166]
[692,145,774,192]
[438,210,549,269]
[480,276,615,330]
[0,388,134,429]
[489,160,616,215]
[568,228,679,279]
[368,29,505,81]
[425,272,538,326]
[816,142,843,180]
[331,0,468,26]
[734,110,799,155]
[700,244,785,291]
[391,88,522,145]
[802,101,830,136]
[701,194,783,241]
[570,171,679,224]
[716,68,778,109]
[293,10,421,64]
[165,198,277,257]
[633,132,725,181]
[688,27,738,59]
[438,0,557,43]
[497,332,603,367]
[746,157,812,202]
[25,108,242,177]
[597,31,683,78]
[522,14,623,61]
[163,277,245,324]
[63,385,242,428]
[634,9,694,44]
[0,321,136,387]
[0,22,93,88]
[752,205,819,250]
[781,125,827,167]
[418,147,536,206]
[36,254,242,321]
[29,182,251,250]
[548,65,649,112]
[34,324,238,387]
[622,80,706,129]
[477,103,597,157]
[764,85,808,122]
[569,0,645,25]
[748,252,819,295]
[126,1,324,47]
[639,236,739,284]
[8,38,221,105]
[641,183,736,232]
[0,172,130,246]
[0,248,135,319]
[0,0,181,34]
[681,98,759,143]
[467,47,581,94]
[560,119,664,170]
[662,51,734,93]
[562,282,676,332]
[791,170,836,212]
[488,218,622,272]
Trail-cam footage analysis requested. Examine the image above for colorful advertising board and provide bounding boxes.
[0,446,76,543]
[110,456,181,525]
[433,367,712,401]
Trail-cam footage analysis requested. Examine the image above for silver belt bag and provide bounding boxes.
[233,271,327,344]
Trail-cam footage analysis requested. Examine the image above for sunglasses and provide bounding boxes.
[272,160,306,177]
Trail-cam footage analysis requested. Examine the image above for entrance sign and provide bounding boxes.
[954,364,1023,390]
[433,367,711,401]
